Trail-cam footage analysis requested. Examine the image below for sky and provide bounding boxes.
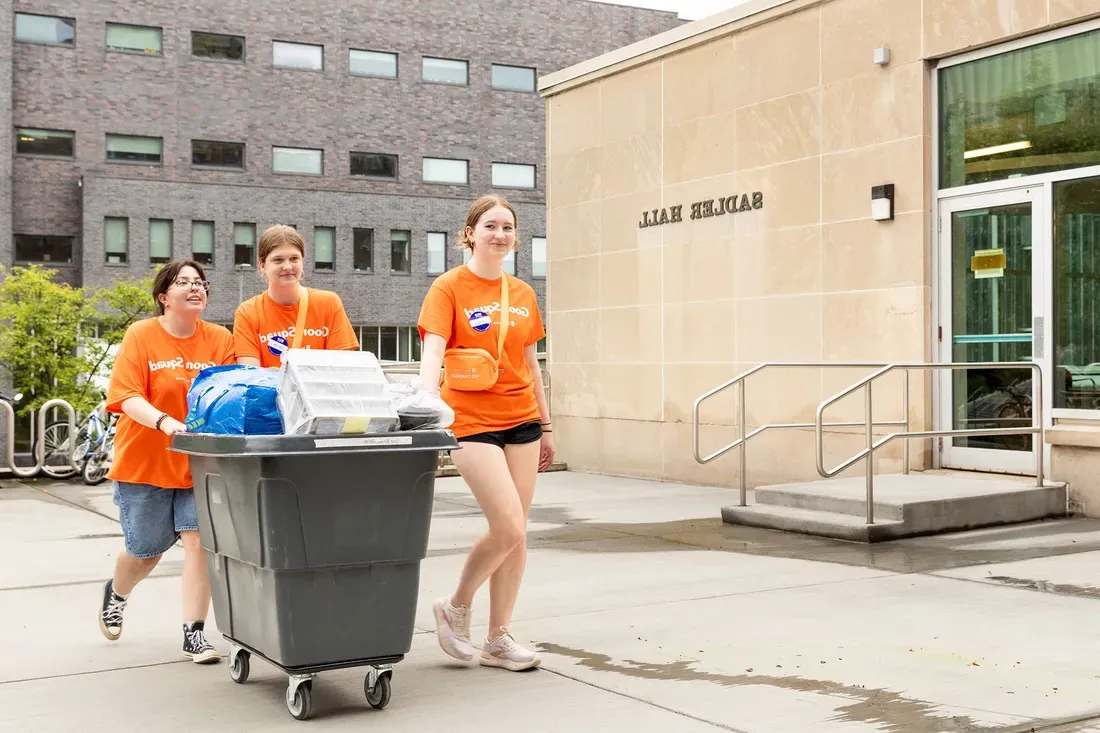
[585,0,749,20]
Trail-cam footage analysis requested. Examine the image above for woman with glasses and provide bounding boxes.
[97,260,235,664]
[233,225,358,367]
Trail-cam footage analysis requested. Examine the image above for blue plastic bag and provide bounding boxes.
[185,365,282,435]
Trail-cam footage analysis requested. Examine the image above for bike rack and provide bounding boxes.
[1,398,79,479]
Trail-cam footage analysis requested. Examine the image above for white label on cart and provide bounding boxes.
[314,436,414,448]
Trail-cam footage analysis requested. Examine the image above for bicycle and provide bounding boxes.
[80,412,116,486]
[71,400,110,466]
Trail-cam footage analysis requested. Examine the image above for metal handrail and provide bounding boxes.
[691,362,909,508]
[815,361,1043,524]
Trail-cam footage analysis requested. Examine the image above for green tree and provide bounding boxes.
[0,265,155,417]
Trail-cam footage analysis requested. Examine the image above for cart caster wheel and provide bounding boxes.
[229,650,250,684]
[365,672,392,710]
[287,680,313,721]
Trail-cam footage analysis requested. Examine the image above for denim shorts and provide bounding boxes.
[113,482,198,559]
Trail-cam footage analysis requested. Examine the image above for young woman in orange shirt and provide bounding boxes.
[97,260,235,664]
[233,225,359,368]
[417,195,553,671]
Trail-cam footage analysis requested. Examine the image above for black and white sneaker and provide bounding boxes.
[183,621,221,664]
[98,580,127,641]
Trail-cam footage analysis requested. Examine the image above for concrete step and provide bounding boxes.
[755,484,905,521]
[722,503,905,542]
[723,471,1068,543]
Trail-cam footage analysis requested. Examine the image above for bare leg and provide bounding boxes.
[486,440,540,635]
[179,531,211,624]
[112,551,160,597]
[450,442,526,609]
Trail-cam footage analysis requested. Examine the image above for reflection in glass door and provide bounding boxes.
[1054,176,1100,412]
[941,189,1042,473]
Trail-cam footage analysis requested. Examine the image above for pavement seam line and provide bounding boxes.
[0,659,191,686]
[540,665,748,732]
[925,571,1100,603]
[998,709,1100,733]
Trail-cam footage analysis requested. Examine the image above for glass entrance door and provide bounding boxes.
[939,187,1045,473]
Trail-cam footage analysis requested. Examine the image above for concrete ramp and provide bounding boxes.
[722,471,1067,543]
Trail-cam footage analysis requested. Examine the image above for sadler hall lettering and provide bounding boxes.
[638,192,763,228]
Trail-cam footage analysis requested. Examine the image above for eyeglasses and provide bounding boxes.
[172,279,210,292]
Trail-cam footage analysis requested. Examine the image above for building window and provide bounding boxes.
[350,151,397,179]
[15,128,74,157]
[390,230,411,273]
[106,134,162,164]
[1055,175,1100,411]
[105,23,162,55]
[314,227,335,271]
[192,221,214,265]
[192,31,244,61]
[192,140,244,169]
[422,157,468,185]
[422,57,467,85]
[350,49,397,78]
[272,146,322,175]
[148,220,173,264]
[492,162,536,189]
[492,64,536,92]
[14,235,73,263]
[427,232,446,275]
[14,13,75,46]
[532,236,546,278]
[273,40,323,71]
[105,218,129,264]
[354,228,374,272]
[358,325,421,362]
[503,249,516,275]
[940,27,1100,189]
[234,222,256,265]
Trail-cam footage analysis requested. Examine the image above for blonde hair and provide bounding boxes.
[460,195,519,252]
[257,224,305,264]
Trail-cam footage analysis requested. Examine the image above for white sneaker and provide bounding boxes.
[480,628,541,671]
[433,598,473,662]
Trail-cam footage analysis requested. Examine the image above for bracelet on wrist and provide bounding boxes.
[155,413,169,431]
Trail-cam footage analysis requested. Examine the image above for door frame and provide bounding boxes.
[935,186,1048,475]
[929,20,1100,475]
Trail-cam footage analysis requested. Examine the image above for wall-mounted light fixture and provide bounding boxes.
[873,46,891,65]
[871,184,894,222]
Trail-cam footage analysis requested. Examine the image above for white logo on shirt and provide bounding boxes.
[462,302,529,319]
[258,326,330,344]
[148,357,217,373]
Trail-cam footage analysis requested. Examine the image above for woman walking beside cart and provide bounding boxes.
[234,224,359,367]
[417,195,554,671]
[97,260,236,663]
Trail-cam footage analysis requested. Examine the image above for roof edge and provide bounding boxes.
[538,0,799,96]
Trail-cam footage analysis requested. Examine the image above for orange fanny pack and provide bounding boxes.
[443,275,509,392]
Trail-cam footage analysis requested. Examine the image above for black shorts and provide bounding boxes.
[458,420,543,448]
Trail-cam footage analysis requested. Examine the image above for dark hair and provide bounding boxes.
[152,260,208,315]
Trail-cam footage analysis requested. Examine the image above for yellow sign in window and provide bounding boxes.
[971,248,1006,279]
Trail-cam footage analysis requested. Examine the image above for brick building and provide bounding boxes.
[0,0,680,363]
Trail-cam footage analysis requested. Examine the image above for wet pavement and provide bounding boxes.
[2,470,1100,731]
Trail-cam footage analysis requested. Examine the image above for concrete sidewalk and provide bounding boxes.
[3,471,1100,732]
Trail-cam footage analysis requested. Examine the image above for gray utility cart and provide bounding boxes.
[172,430,457,721]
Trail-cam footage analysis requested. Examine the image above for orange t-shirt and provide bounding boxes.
[106,318,236,489]
[417,266,545,438]
[232,288,359,368]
